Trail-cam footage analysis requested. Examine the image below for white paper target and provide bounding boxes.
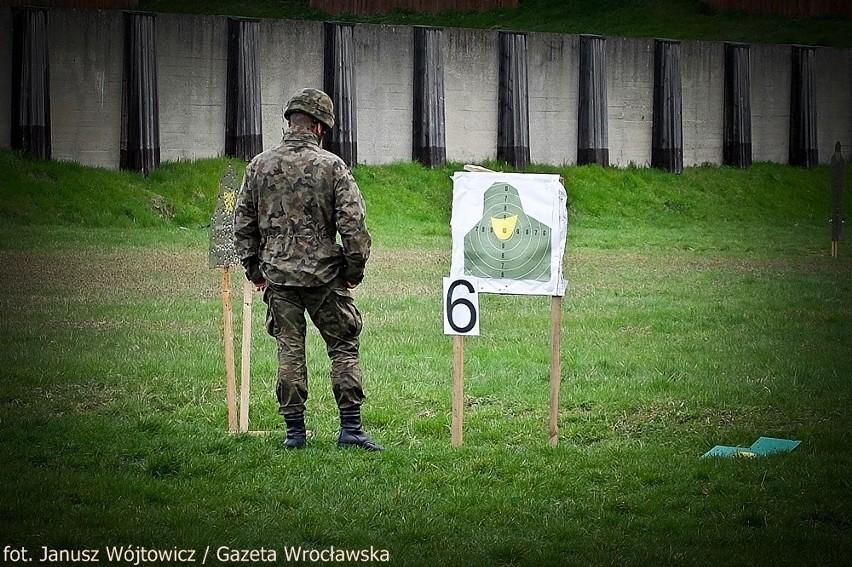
[450,172,567,296]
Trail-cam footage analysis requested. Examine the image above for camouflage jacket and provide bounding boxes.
[233,127,371,287]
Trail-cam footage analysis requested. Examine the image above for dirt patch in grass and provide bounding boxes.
[359,247,449,298]
[0,247,219,305]
[610,400,822,442]
[12,383,121,417]
[565,250,851,295]
[2,246,848,309]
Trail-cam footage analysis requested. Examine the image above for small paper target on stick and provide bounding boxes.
[208,164,253,433]
[208,164,240,270]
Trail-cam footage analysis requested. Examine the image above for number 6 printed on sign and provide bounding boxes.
[443,277,480,336]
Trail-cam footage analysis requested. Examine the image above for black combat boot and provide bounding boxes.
[282,411,307,449]
[337,407,384,451]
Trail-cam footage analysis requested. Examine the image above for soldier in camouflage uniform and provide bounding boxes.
[233,88,382,451]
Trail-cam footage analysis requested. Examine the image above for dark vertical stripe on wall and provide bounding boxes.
[652,39,683,173]
[497,31,530,170]
[723,42,752,168]
[412,26,446,167]
[789,45,818,168]
[577,34,608,166]
[121,12,160,175]
[323,22,357,167]
[226,18,262,161]
[11,8,51,159]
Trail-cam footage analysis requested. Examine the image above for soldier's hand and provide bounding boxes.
[345,280,359,290]
[254,279,267,292]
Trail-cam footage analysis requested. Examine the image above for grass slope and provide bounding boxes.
[1,149,847,252]
[135,0,852,47]
[0,150,851,565]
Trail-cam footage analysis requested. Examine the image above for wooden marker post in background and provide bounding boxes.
[831,142,845,258]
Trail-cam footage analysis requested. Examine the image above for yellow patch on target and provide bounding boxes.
[223,190,236,215]
[490,214,518,241]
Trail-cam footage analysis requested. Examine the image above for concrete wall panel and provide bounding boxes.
[682,41,724,166]
[528,32,577,166]
[0,8,12,149]
[157,14,227,162]
[751,43,790,163]
[816,47,852,161]
[48,9,123,168]
[355,24,413,165]
[2,8,850,170]
[607,37,654,167]
[259,19,323,152]
[444,27,498,164]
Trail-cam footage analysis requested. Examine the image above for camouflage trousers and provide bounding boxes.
[263,278,365,416]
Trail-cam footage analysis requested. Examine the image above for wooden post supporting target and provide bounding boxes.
[222,276,265,435]
[239,279,253,432]
[221,267,238,433]
[447,287,563,447]
[451,335,465,447]
[549,296,562,447]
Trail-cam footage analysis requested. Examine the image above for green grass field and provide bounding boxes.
[0,148,850,565]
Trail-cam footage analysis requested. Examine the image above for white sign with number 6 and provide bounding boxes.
[443,277,480,336]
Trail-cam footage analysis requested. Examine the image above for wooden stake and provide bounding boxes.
[222,268,237,433]
[549,296,562,447]
[452,334,465,447]
[239,279,253,433]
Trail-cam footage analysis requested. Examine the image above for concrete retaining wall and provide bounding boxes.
[682,40,725,166]
[48,9,123,168]
[751,43,792,164]
[259,18,324,152]
[607,37,654,167]
[157,14,227,162]
[529,32,578,166]
[1,6,850,169]
[816,46,852,158]
[355,24,413,164]
[0,9,11,149]
[444,27,499,164]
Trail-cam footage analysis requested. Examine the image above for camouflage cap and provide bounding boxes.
[284,88,335,130]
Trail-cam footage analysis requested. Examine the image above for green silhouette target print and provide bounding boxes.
[451,172,568,296]
[464,182,551,281]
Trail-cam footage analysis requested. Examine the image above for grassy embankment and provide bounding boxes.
[136,0,852,47]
